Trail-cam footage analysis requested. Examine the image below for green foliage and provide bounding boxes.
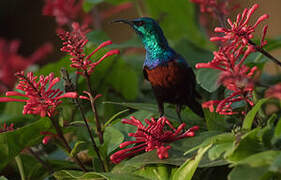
[53,170,147,180]
[0,118,52,170]
[242,98,268,130]
[145,0,213,50]
[172,144,212,180]
[1,0,281,179]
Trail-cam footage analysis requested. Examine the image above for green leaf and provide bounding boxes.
[70,141,85,157]
[104,102,204,125]
[83,0,104,12]
[0,118,52,170]
[172,144,212,180]
[184,133,234,155]
[227,129,264,163]
[174,39,213,67]
[235,151,280,167]
[228,165,269,180]
[208,142,233,161]
[106,59,139,100]
[19,154,78,180]
[242,98,268,130]
[145,0,213,50]
[87,30,110,44]
[0,177,8,180]
[134,165,171,180]
[36,56,75,77]
[104,109,129,129]
[204,109,230,131]
[53,170,148,180]
[103,126,124,155]
[196,68,220,93]
[269,152,281,173]
[274,117,281,138]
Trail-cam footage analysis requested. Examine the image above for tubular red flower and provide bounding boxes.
[110,116,199,164]
[0,71,77,117]
[195,4,266,115]
[210,4,269,50]
[0,123,14,133]
[59,23,120,76]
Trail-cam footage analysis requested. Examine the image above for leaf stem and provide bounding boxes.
[84,72,104,144]
[248,39,281,67]
[15,155,25,180]
[60,68,106,171]
[75,97,106,171]
[49,116,88,172]
[27,148,53,174]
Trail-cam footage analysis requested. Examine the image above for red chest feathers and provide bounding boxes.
[144,61,186,88]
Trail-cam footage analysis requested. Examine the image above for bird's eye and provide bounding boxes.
[134,21,144,26]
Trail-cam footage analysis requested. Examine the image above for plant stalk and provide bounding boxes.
[15,155,25,180]
[27,148,53,174]
[49,117,88,172]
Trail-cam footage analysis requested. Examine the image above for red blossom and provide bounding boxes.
[210,4,269,49]
[265,83,281,100]
[42,0,84,26]
[196,47,258,115]
[195,4,269,115]
[59,22,120,75]
[189,0,231,16]
[40,131,57,144]
[0,123,14,133]
[0,39,52,90]
[110,116,199,164]
[0,71,77,117]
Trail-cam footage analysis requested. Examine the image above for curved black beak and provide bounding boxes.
[111,19,133,26]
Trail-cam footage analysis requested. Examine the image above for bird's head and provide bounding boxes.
[112,17,167,45]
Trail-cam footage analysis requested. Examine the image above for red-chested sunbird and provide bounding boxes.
[112,17,204,122]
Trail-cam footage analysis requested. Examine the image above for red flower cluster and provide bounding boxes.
[0,71,77,117]
[0,39,52,90]
[265,83,281,100]
[0,123,14,133]
[59,23,120,76]
[110,116,199,164]
[189,0,231,15]
[196,4,268,115]
[42,0,84,27]
[210,4,269,50]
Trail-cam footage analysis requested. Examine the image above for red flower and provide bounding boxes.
[265,83,281,100]
[110,116,199,164]
[189,0,230,15]
[210,4,269,49]
[195,4,269,115]
[0,39,52,90]
[59,22,120,76]
[196,41,258,115]
[42,0,83,26]
[40,131,58,144]
[0,71,77,117]
[0,123,14,133]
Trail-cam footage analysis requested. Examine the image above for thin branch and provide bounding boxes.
[248,39,281,67]
[49,116,88,172]
[60,68,106,171]
[84,72,104,144]
[27,148,53,174]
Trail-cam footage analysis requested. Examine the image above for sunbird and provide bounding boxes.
[113,17,204,121]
